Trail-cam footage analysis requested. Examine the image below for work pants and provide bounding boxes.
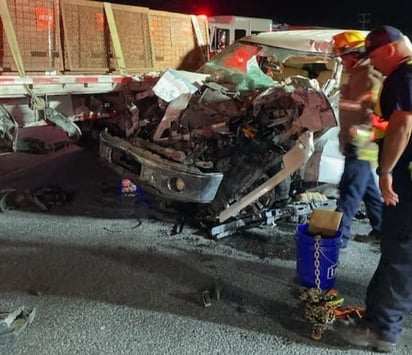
[364,200,412,342]
[337,157,383,247]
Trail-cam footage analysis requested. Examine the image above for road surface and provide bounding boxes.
[0,144,411,354]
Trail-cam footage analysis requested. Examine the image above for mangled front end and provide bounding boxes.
[99,70,337,222]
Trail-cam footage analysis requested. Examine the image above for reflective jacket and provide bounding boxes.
[338,62,383,155]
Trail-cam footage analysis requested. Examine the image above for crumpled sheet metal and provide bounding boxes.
[253,83,337,134]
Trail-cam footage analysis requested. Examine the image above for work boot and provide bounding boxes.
[354,232,381,244]
[340,236,349,249]
[334,319,396,353]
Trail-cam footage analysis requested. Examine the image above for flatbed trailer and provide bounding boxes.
[0,0,209,151]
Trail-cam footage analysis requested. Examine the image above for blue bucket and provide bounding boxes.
[296,223,342,290]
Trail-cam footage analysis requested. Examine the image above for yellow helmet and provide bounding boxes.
[332,31,365,56]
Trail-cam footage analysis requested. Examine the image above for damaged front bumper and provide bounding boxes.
[99,129,224,204]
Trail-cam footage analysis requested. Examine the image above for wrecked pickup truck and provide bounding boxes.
[99,29,353,237]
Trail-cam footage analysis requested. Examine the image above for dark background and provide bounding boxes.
[103,0,411,36]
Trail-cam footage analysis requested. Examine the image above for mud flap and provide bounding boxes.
[44,107,82,141]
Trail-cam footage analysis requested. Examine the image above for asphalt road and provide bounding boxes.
[0,143,411,354]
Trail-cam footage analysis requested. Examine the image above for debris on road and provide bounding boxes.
[0,307,36,345]
[15,138,72,154]
[201,283,224,308]
[171,215,186,236]
[0,186,75,212]
[201,290,212,308]
[118,179,137,196]
[0,189,18,212]
[29,186,75,211]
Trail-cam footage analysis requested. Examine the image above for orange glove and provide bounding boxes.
[371,113,388,140]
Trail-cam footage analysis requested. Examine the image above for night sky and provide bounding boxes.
[106,0,412,36]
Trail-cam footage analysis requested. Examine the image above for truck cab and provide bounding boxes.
[208,16,272,54]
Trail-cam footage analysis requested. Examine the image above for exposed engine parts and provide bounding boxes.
[100,70,337,236]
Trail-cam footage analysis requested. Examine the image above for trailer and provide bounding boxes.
[0,0,210,152]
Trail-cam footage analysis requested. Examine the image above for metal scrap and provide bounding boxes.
[171,215,186,235]
[29,186,73,211]
[201,283,223,308]
[201,290,212,308]
[0,186,75,212]
[15,137,72,154]
[210,198,337,239]
[0,189,17,212]
[0,307,36,345]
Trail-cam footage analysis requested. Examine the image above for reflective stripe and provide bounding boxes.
[339,99,362,111]
[358,142,379,164]
[372,83,385,139]
[0,75,150,84]
[374,84,383,116]
[351,124,374,146]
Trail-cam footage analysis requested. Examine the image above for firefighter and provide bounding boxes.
[336,25,412,353]
[332,31,384,248]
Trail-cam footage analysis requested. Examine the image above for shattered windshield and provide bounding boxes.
[201,41,315,72]
[199,40,334,93]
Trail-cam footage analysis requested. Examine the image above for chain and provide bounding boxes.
[314,234,321,290]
